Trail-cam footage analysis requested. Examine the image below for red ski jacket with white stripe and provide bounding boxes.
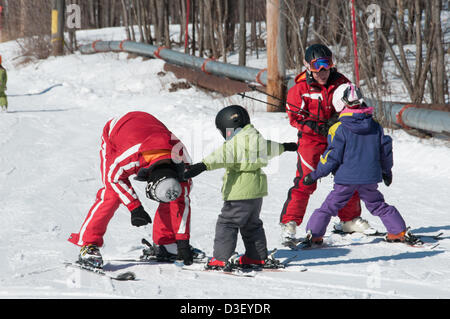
[286,69,350,138]
[104,111,190,211]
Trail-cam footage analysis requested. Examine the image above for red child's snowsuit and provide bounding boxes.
[280,70,361,226]
[68,112,192,247]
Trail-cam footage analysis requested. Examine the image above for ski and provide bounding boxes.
[333,228,443,249]
[284,230,443,251]
[332,228,444,241]
[178,263,258,277]
[64,261,137,281]
[331,229,387,237]
[395,241,440,250]
[107,256,208,264]
[178,248,305,277]
[242,254,307,273]
[137,238,208,263]
[414,232,444,241]
[383,234,441,250]
[282,238,304,251]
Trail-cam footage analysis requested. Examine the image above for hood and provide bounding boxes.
[339,107,375,135]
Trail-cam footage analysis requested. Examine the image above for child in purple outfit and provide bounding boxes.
[303,83,412,243]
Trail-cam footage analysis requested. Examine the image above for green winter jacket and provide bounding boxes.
[202,124,285,201]
[0,67,7,107]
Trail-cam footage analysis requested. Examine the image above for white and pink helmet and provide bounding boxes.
[332,83,365,112]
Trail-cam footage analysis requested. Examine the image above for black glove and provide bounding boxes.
[130,206,152,227]
[382,173,392,187]
[318,124,330,137]
[327,113,339,127]
[176,240,193,265]
[303,174,316,186]
[174,161,187,182]
[283,142,298,152]
[183,162,207,180]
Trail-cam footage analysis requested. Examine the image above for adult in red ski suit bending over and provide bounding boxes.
[280,44,369,244]
[68,111,195,267]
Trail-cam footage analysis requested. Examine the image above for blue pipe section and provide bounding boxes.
[80,40,449,135]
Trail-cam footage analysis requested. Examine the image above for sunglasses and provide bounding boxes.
[308,57,334,73]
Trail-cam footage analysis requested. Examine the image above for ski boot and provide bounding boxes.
[334,217,377,235]
[280,221,298,246]
[301,230,324,249]
[78,244,103,269]
[228,250,284,270]
[385,228,422,245]
[140,240,178,262]
[140,238,206,262]
[233,255,266,269]
[205,257,229,271]
[205,253,249,272]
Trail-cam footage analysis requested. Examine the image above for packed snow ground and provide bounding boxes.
[0,28,449,300]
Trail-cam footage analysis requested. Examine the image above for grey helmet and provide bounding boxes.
[145,167,182,203]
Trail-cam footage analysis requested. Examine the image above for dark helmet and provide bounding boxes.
[304,44,333,63]
[215,105,250,139]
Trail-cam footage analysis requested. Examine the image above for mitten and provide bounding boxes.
[283,142,298,152]
[130,206,152,227]
[303,174,316,186]
[176,240,193,265]
[318,124,330,137]
[183,162,207,180]
[382,173,392,187]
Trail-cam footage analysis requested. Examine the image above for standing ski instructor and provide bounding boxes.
[68,111,196,268]
[279,44,371,244]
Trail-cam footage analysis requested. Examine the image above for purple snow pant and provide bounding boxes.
[306,183,406,238]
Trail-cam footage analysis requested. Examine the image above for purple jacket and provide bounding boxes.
[311,107,393,184]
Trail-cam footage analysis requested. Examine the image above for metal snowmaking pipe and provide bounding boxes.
[80,40,449,136]
[365,99,450,135]
[80,40,267,85]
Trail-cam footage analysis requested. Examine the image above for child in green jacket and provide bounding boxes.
[0,56,7,112]
[184,105,297,269]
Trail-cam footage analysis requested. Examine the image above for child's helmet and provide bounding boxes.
[332,83,365,112]
[145,166,182,203]
[215,105,250,139]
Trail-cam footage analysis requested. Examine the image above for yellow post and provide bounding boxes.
[51,0,65,56]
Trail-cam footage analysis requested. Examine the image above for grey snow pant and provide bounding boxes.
[213,198,268,262]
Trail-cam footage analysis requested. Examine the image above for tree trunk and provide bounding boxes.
[266,0,286,112]
[238,0,246,66]
[431,0,445,104]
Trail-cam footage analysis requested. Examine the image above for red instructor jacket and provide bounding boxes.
[286,70,350,138]
[104,111,190,212]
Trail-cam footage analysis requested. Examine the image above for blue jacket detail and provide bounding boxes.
[310,108,393,184]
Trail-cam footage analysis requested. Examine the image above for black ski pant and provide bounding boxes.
[213,198,268,262]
